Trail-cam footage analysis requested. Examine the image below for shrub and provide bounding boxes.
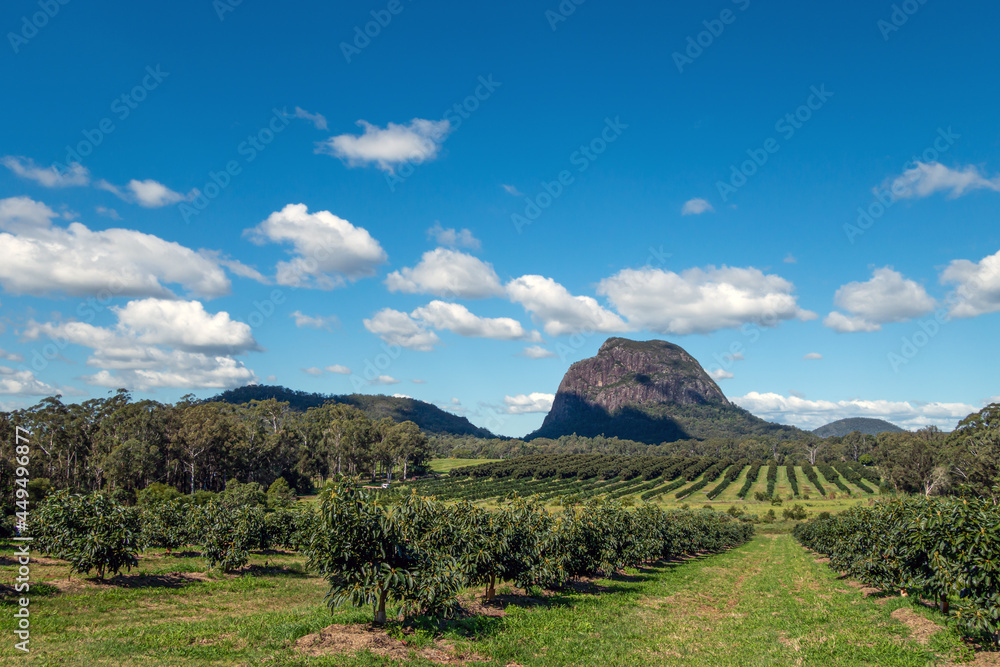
[136,482,182,507]
[220,480,266,507]
[199,501,267,571]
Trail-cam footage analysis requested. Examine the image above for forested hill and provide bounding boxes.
[209,385,497,438]
[813,418,905,437]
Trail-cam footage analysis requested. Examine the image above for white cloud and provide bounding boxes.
[506,275,627,336]
[291,311,341,331]
[370,375,400,385]
[97,178,192,207]
[411,379,427,384]
[681,198,714,215]
[940,249,1000,318]
[824,268,936,333]
[0,348,25,363]
[733,391,977,431]
[0,367,59,395]
[803,352,823,360]
[598,266,813,335]
[363,308,441,351]
[23,301,258,391]
[316,118,451,173]
[503,392,555,415]
[0,197,230,298]
[783,253,797,264]
[386,248,503,298]
[291,106,328,130]
[303,367,323,376]
[325,364,351,374]
[889,162,1000,199]
[709,369,734,380]
[411,301,540,341]
[2,156,90,187]
[518,345,557,359]
[502,184,523,197]
[392,393,412,399]
[247,203,387,289]
[114,299,259,354]
[427,222,480,250]
[95,206,121,220]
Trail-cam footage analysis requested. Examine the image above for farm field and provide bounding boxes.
[0,530,985,666]
[403,456,882,519]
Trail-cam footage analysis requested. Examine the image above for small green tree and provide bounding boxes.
[220,480,266,507]
[141,499,191,553]
[266,477,297,508]
[137,482,182,507]
[33,491,142,579]
[199,501,266,571]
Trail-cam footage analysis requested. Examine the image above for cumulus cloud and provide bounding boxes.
[709,368,734,380]
[681,198,714,215]
[370,375,400,385]
[2,156,90,187]
[733,391,977,431]
[889,162,1000,199]
[386,248,503,298]
[325,365,351,374]
[303,367,324,376]
[363,308,441,351]
[803,352,823,360]
[427,222,480,250]
[507,275,627,336]
[246,203,387,289]
[940,249,1000,318]
[504,392,555,415]
[824,268,936,333]
[316,118,451,173]
[0,367,59,395]
[290,106,328,130]
[0,196,230,298]
[518,345,557,359]
[598,266,813,335]
[291,311,341,331]
[97,178,193,207]
[22,299,258,391]
[411,301,540,341]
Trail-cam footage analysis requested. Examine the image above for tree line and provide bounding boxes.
[0,390,431,504]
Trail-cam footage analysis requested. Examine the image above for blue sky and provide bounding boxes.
[1,0,998,435]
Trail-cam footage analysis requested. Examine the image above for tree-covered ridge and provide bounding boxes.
[812,417,904,437]
[209,385,497,437]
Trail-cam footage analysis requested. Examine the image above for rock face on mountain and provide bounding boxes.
[527,337,802,444]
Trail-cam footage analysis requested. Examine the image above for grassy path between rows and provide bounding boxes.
[1,532,981,666]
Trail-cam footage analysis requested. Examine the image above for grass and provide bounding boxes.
[428,458,500,473]
[1,528,986,665]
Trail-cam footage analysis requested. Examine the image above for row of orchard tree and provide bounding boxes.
[29,480,754,624]
[0,390,431,499]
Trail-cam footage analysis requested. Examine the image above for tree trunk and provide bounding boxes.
[940,594,949,615]
[403,459,408,481]
[486,574,496,601]
[374,589,388,624]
